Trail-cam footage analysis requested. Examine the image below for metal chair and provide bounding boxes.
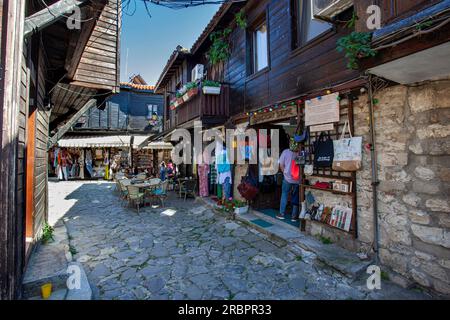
[153,180,169,207]
[179,179,197,201]
[143,184,160,207]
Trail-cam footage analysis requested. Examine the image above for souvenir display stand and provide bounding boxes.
[300,95,358,238]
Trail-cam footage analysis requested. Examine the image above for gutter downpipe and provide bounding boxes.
[367,74,380,264]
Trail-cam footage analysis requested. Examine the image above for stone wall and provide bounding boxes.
[306,80,450,295]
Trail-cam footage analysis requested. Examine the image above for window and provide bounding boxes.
[147,104,158,120]
[252,21,268,73]
[293,0,332,48]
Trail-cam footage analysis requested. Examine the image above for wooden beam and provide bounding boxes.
[66,2,107,79]
[23,0,89,38]
[48,98,97,148]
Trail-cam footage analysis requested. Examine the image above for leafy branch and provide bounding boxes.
[207,28,232,65]
[337,32,377,70]
[235,9,247,29]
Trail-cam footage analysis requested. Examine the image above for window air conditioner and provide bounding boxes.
[313,0,353,20]
[191,64,204,82]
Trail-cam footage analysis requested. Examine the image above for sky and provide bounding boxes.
[120,2,220,85]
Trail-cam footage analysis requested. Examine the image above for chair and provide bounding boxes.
[143,184,160,207]
[153,180,169,207]
[136,173,147,180]
[179,179,197,201]
[126,185,144,213]
[119,179,131,206]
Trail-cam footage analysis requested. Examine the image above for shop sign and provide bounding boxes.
[305,93,340,126]
[250,106,297,125]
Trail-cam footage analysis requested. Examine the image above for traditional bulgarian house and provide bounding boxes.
[154,0,450,296]
[52,75,165,179]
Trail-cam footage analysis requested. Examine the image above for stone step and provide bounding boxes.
[22,222,92,300]
[198,196,372,280]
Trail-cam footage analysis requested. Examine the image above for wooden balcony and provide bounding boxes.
[166,85,230,130]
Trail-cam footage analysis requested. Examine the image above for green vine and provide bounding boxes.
[207,28,232,65]
[337,32,377,70]
[345,11,359,29]
[235,9,247,29]
[416,19,433,31]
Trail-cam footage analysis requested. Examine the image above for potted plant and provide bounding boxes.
[171,97,178,109]
[183,82,199,101]
[176,92,184,106]
[202,80,222,95]
[233,200,249,215]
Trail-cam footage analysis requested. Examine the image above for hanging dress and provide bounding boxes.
[198,163,210,197]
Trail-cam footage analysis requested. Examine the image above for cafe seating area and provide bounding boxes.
[113,171,198,212]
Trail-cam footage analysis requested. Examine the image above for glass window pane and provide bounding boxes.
[301,0,332,43]
[254,23,268,72]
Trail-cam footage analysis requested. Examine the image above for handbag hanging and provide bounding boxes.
[313,132,334,168]
[237,166,259,201]
[332,121,362,172]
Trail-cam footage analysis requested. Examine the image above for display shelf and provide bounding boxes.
[299,95,358,238]
[301,184,353,196]
[308,218,353,235]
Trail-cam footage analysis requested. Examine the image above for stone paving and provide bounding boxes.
[48,181,432,300]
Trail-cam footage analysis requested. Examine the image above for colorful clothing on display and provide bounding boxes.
[210,163,217,185]
[198,164,210,197]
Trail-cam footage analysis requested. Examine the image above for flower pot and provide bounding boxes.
[177,97,184,106]
[182,93,189,102]
[234,205,249,215]
[203,86,221,95]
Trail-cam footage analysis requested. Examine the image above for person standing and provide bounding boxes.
[277,138,301,221]
[159,161,167,181]
[60,149,72,181]
[217,145,232,201]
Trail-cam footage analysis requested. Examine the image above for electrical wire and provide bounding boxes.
[373,16,450,52]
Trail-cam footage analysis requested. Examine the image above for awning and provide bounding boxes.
[132,135,151,149]
[57,135,131,148]
[143,141,174,150]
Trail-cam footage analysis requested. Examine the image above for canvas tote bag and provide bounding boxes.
[332,121,362,172]
[313,132,334,168]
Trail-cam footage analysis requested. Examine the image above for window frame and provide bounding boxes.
[291,0,335,50]
[252,20,269,74]
[247,12,270,78]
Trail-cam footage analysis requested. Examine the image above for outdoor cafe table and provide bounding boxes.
[132,181,160,191]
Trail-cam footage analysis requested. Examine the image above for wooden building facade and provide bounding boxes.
[0,0,121,299]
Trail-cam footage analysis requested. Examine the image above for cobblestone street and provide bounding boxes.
[49,181,431,300]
